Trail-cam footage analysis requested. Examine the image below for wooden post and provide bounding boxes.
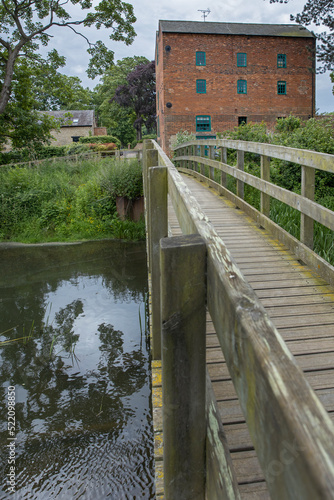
[261,155,270,217]
[237,150,244,200]
[143,147,159,268]
[301,165,315,249]
[209,145,215,181]
[220,147,227,188]
[200,145,205,176]
[148,166,168,360]
[160,234,207,500]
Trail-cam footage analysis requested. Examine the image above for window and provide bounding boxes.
[196,51,206,66]
[237,53,247,67]
[238,117,247,126]
[196,79,206,93]
[196,115,211,131]
[237,80,247,94]
[277,81,287,95]
[277,54,287,68]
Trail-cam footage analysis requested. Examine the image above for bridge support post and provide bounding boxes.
[237,150,244,201]
[261,155,270,217]
[160,234,207,500]
[209,145,215,181]
[220,147,227,188]
[200,145,205,177]
[147,164,168,360]
[301,165,315,249]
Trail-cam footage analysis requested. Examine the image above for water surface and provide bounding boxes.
[0,241,154,499]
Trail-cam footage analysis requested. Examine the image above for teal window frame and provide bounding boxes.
[196,51,206,66]
[237,79,247,94]
[237,53,247,67]
[277,81,287,95]
[196,115,211,132]
[196,79,206,93]
[277,54,287,68]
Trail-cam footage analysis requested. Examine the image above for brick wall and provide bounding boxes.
[156,29,315,153]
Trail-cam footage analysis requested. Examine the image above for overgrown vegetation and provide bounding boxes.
[0,158,145,243]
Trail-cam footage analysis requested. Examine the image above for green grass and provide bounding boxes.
[0,157,145,243]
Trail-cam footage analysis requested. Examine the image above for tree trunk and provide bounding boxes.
[0,45,22,115]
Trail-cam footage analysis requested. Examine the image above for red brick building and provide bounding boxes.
[155,20,316,153]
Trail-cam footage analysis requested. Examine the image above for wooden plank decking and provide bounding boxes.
[153,172,334,499]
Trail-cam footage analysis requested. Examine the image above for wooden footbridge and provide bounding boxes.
[143,138,334,499]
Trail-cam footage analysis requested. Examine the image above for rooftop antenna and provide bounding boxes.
[198,8,211,21]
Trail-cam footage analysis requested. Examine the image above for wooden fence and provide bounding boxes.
[174,138,334,287]
[0,148,142,169]
[143,138,334,499]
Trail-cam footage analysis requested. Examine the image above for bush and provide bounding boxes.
[98,159,143,200]
[79,135,121,148]
[0,145,67,165]
[0,157,145,243]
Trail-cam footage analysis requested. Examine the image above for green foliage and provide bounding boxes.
[172,130,196,148]
[98,160,143,200]
[275,115,301,134]
[0,145,69,165]
[222,121,269,143]
[79,135,121,148]
[93,56,149,146]
[0,157,145,243]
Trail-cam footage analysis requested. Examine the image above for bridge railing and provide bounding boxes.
[143,138,334,500]
[173,138,334,286]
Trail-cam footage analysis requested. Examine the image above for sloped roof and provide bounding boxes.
[159,20,315,38]
[43,110,95,127]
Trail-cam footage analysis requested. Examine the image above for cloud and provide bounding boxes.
[40,0,333,112]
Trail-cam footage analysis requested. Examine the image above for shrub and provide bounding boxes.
[98,160,143,200]
[79,135,121,148]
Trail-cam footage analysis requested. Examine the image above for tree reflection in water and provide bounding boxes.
[0,241,154,499]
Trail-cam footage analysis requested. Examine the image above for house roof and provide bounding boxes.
[43,110,95,127]
[159,20,315,38]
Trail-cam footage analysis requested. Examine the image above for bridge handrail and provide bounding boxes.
[144,138,334,499]
[175,138,334,172]
[173,138,334,287]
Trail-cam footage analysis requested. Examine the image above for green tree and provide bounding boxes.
[269,0,333,72]
[0,0,136,116]
[0,54,94,149]
[111,60,156,141]
[94,56,149,146]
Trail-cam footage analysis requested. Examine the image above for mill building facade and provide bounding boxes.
[155,20,316,153]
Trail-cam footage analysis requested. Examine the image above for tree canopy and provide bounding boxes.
[0,0,137,115]
[270,0,334,72]
[0,53,94,149]
[111,60,156,141]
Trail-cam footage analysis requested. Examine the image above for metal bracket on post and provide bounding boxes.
[160,234,207,500]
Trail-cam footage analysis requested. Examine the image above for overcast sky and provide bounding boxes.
[47,0,333,113]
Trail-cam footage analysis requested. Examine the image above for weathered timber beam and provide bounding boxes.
[160,234,206,500]
[175,139,334,173]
